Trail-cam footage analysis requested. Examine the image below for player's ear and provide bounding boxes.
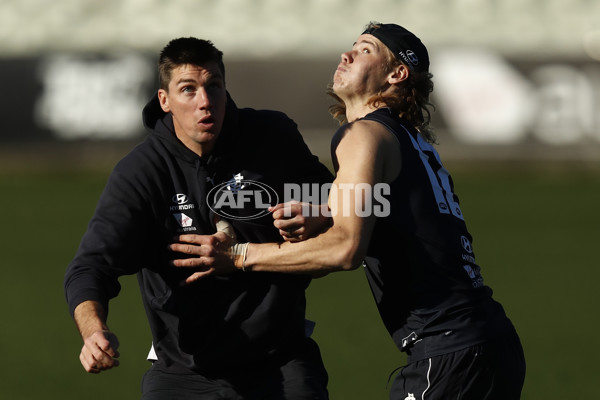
[387,64,409,85]
[158,89,170,112]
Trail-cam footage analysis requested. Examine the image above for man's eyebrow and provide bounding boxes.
[174,70,224,87]
[177,78,196,85]
[355,38,378,47]
[177,74,223,84]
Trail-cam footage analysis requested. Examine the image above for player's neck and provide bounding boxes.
[345,102,380,123]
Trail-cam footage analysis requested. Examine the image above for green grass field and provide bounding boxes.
[1,161,598,399]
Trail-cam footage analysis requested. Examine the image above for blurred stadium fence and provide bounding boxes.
[2,50,599,163]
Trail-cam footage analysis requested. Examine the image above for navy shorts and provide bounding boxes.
[390,330,525,400]
[141,338,329,400]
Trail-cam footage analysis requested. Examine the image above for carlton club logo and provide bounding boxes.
[207,173,279,220]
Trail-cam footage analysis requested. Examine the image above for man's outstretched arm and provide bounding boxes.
[169,120,401,278]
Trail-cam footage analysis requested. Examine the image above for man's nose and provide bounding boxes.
[341,51,352,63]
[197,88,211,110]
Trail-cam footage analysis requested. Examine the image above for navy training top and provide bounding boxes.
[354,108,514,362]
[64,93,333,374]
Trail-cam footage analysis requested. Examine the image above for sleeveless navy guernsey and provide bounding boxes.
[359,108,515,363]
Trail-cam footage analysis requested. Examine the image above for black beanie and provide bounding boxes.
[362,23,429,73]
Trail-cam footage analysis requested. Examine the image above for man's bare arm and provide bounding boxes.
[73,300,120,373]
[169,119,401,278]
